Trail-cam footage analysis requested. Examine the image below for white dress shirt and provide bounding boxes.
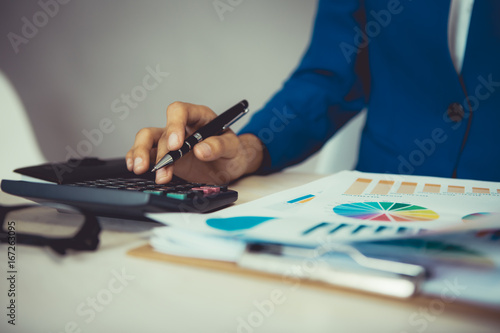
[448,0,475,73]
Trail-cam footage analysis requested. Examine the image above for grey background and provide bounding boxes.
[0,0,362,173]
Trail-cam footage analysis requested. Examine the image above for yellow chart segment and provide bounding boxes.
[392,210,440,221]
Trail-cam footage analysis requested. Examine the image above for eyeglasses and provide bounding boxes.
[0,204,101,255]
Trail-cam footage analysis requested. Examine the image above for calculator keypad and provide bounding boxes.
[67,178,227,200]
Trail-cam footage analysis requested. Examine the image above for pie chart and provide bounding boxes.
[462,212,492,223]
[333,202,439,222]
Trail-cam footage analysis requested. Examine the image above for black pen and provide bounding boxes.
[151,100,249,172]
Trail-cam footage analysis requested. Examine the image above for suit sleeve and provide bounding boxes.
[239,0,366,173]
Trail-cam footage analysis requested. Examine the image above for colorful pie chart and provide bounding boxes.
[333,202,439,222]
[462,212,492,223]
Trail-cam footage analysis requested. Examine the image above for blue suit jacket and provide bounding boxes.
[240,0,500,181]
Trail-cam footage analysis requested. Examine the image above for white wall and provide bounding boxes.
[0,0,362,174]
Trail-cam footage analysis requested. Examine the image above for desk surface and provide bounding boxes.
[1,172,499,333]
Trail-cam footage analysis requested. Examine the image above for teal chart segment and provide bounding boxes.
[206,216,275,231]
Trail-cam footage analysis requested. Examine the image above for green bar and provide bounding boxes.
[166,193,187,200]
[143,190,163,196]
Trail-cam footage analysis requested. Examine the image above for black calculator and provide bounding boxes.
[1,158,238,220]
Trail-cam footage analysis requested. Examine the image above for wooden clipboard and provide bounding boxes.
[128,244,331,288]
[127,243,500,319]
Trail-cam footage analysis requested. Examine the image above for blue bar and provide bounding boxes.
[287,194,315,204]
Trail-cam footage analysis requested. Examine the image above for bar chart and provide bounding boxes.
[344,178,499,196]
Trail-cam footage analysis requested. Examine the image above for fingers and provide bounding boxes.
[126,127,164,174]
[155,164,174,184]
[127,102,230,184]
[165,102,217,151]
[193,130,240,161]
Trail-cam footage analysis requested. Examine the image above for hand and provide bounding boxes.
[126,101,264,184]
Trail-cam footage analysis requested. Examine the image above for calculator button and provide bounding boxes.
[156,187,175,192]
[124,187,142,191]
[166,192,188,200]
[143,190,164,196]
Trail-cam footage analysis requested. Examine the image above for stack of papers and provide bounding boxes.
[146,171,500,306]
[148,170,500,259]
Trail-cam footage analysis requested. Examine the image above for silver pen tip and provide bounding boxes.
[151,154,174,172]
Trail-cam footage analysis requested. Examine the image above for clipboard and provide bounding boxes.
[127,243,500,319]
[127,242,426,299]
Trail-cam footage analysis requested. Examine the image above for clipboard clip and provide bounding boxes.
[238,242,426,299]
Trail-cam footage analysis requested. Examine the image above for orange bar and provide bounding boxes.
[423,184,441,193]
[472,187,490,194]
[448,185,465,194]
[397,182,417,194]
[371,180,395,195]
[344,178,372,195]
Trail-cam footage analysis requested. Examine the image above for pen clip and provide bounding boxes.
[222,107,249,131]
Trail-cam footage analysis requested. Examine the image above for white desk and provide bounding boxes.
[1,172,499,333]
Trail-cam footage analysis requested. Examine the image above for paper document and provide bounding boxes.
[148,171,500,253]
[350,218,500,308]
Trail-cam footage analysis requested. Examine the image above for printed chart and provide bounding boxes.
[267,194,317,212]
[333,202,439,222]
[149,170,500,251]
[462,212,492,223]
[287,194,315,204]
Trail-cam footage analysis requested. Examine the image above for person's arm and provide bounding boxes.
[239,0,366,173]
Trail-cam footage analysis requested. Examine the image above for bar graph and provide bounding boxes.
[370,180,394,195]
[287,194,315,204]
[423,184,441,193]
[397,182,418,194]
[448,185,465,194]
[343,178,500,196]
[472,187,490,194]
[344,178,371,195]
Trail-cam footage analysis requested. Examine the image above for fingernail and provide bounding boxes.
[197,142,211,158]
[168,133,179,150]
[156,167,168,183]
[133,157,143,172]
[126,158,133,171]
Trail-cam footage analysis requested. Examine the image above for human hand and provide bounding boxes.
[126,102,264,184]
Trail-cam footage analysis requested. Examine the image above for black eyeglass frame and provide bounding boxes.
[0,204,101,255]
